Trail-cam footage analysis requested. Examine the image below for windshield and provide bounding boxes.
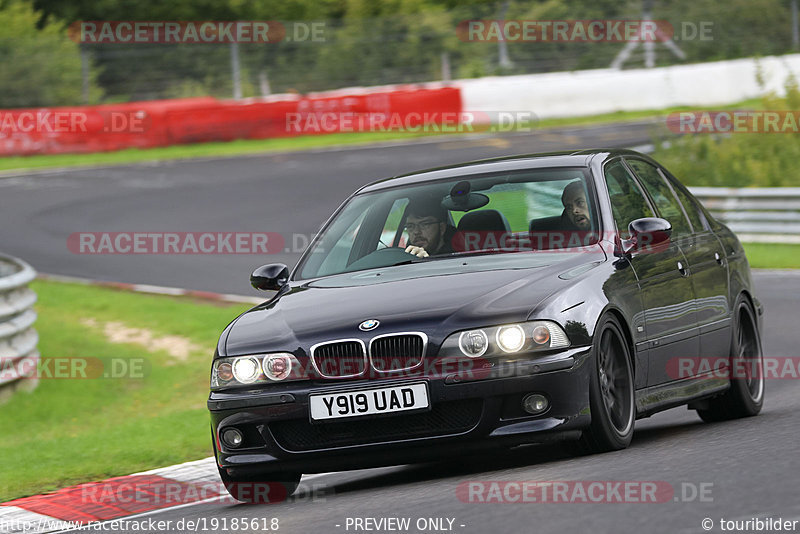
[296,167,598,280]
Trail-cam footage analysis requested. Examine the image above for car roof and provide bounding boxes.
[356,148,647,194]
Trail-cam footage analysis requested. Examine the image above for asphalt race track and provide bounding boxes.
[2,120,799,533]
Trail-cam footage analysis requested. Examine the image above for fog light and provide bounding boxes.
[459,330,488,358]
[221,428,244,448]
[522,394,549,415]
[497,325,525,353]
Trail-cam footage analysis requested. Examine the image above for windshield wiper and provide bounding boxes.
[389,257,428,267]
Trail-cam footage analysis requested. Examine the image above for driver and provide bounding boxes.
[403,199,454,258]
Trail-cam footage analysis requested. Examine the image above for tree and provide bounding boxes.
[0,0,102,107]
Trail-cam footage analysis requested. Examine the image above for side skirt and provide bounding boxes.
[635,371,730,418]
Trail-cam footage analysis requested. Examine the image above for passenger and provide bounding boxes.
[561,180,592,231]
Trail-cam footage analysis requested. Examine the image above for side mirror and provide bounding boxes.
[622,217,672,255]
[250,263,289,291]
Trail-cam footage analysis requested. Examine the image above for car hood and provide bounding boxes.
[223,250,604,356]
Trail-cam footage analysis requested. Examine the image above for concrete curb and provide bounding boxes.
[0,457,225,533]
[0,457,332,533]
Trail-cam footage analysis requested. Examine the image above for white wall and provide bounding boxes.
[457,54,800,119]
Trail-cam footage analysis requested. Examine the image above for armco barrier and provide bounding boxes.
[0,255,39,403]
[0,86,462,156]
[689,187,800,244]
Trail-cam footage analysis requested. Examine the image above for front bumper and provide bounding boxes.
[208,346,592,476]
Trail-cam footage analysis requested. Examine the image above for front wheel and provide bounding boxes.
[576,314,636,453]
[218,467,301,504]
[696,297,764,422]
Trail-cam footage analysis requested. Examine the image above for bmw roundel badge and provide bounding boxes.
[359,319,380,331]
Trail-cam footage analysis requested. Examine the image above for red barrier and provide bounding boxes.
[0,87,462,156]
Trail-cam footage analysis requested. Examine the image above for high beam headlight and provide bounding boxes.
[263,354,292,381]
[496,325,525,353]
[232,357,261,384]
[459,330,488,358]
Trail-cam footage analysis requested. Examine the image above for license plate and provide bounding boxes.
[309,383,429,421]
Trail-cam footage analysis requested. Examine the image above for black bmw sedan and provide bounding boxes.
[208,149,765,503]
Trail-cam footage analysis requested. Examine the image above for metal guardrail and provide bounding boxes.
[0,254,39,402]
[689,187,800,244]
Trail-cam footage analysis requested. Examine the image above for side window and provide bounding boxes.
[603,161,655,239]
[626,159,692,236]
[661,171,710,232]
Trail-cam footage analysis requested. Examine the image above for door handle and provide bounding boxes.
[677,261,688,276]
[714,252,724,266]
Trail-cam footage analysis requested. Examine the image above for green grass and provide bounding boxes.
[742,242,800,269]
[0,98,764,173]
[0,280,251,502]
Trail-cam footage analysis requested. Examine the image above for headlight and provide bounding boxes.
[496,325,526,353]
[232,357,261,384]
[211,353,304,389]
[441,320,570,359]
[458,330,489,358]
[263,354,292,381]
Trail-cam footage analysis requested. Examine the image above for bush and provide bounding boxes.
[0,0,102,107]
[653,76,800,187]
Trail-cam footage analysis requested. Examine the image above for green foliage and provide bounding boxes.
[8,0,800,103]
[0,0,102,107]
[653,78,800,187]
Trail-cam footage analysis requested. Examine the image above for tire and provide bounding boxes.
[696,297,765,422]
[576,314,636,453]
[218,467,301,504]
